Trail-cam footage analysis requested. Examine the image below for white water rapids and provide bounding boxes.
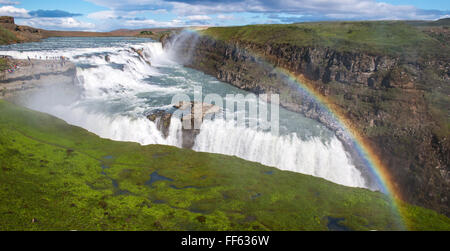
[0,37,368,188]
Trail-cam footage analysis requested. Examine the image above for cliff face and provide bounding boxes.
[0,16,45,44]
[0,58,78,99]
[162,32,450,215]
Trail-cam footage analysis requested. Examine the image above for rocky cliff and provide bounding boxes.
[0,16,45,44]
[0,58,78,99]
[161,25,450,215]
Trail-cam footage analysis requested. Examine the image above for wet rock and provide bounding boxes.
[146,102,220,148]
[131,47,151,66]
[147,109,172,138]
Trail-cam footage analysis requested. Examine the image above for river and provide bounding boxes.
[0,36,367,188]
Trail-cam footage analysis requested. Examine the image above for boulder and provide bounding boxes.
[147,109,172,138]
[147,102,221,148]
[131,47,151,66]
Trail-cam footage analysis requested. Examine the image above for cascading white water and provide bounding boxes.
[0,37,368,189]
[193,119,366,187]
[1,40,183,147]
[45,105,183,147]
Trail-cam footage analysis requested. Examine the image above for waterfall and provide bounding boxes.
[0,37,369,189]
[193,119,366,188]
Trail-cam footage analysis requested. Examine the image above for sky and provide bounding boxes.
[0,0,448,31]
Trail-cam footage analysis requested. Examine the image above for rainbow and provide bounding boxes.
[184,28,409,229]
[275,68,407,229]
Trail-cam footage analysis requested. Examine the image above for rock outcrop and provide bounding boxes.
[131,47,151,66]
[0,16,45,44]
[0,58,78,99]
[147,101,220,148]
[161,32,450,215]
[0,16,14,24]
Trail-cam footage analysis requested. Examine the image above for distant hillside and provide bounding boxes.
[407,18,450,27]
[42,28,178,40]
[0,16,179,45]
[0,16,44,44]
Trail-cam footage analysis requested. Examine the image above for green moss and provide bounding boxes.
[0,100,448,231]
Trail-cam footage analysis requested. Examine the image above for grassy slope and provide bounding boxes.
[0,26,18,45]
[202,21,449,61]
[0,58,8,71]
[0,100,448,230]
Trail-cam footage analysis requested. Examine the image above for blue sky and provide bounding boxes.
[0,0,448,31]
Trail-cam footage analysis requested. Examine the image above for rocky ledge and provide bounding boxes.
[147,101,220,148]
[0,57,77,99]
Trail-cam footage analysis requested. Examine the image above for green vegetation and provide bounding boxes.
[137,30,171,40]
[406,18,450,27]
[0,58,9,71]
[0,26,17,45]
[202,21,449,60]
[0,100,448,230]
[140,31,154,36]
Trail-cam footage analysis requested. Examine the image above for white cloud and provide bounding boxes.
[169,0,436,20]
[87,10,143,20]
[0,4,97,31]
[186,15,211,21]
[85,0,449,20]
[0,1,20,5]
[150,9,168,14]
[86,9,182,30]
[217,14,234,20]
[18,17,96,31]
[87,0,168,12]
[124,18,182,27]
[87,10,117,20]
[0,5,30,18]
